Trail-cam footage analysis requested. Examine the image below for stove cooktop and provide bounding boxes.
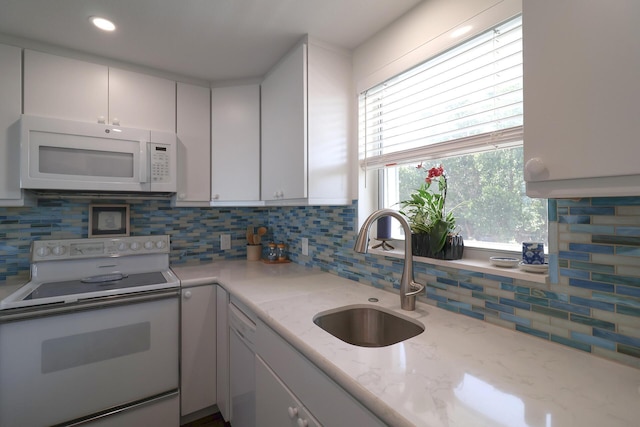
[24,272,168,301]
[1,236,179,312]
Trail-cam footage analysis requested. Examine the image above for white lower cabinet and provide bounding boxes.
[180,284,216,417]
[256,320,385,427]
[256,356,320,427]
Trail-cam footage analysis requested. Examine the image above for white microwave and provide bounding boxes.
[19,115,177,193]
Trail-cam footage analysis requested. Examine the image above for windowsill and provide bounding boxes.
[368,243,549,285]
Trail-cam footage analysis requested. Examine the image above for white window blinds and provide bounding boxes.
[359,15,523,170]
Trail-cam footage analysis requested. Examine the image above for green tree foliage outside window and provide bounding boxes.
[394,146,547,246]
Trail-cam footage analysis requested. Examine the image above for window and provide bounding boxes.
[359,15,547,251]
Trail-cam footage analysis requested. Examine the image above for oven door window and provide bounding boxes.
[41,321,150,373]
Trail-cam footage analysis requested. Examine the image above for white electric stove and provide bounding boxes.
[0,235,180,427]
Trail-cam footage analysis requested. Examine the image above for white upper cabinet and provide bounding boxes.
[261,42,307,202]
[211,84,261,205]
[108,68,175,132]
[0,43,34,206]
[24,50,176,133]
[24,50,109,124]
[261,37,351,205]
[523,0,640,198]
[174,82,211,206]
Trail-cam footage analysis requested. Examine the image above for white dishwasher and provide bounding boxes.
[229,300,256,427]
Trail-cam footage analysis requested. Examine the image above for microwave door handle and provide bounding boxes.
[139,141,149,183]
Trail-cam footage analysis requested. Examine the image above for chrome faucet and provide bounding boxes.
[354,209,425,311]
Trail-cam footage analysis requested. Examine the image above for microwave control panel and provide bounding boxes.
[150,144,171,182]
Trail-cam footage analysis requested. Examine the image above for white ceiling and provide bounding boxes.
[0,0,424,82]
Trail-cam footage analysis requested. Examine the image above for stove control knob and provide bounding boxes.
[117,242,128,251]
[156,240,166,249]
[130,242,141,251]
[52,245,66,256]
[36,246,51,257]
[144,241,154,250]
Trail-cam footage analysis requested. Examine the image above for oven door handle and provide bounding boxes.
[55,390,179,427]
[0,288,179,323]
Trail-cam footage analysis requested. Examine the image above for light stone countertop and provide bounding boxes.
[0,275,29,302]
[172,260,640,427]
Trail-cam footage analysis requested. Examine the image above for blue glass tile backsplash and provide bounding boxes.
[0,198,269,280]
[1,196,639,369]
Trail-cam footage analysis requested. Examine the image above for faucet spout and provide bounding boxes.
[354,209,425,311]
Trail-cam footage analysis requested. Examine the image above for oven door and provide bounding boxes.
[20,115,152,192]
[0,290,179,427]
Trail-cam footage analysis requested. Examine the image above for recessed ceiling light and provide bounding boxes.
[451,25,472,38]
[90,16,116,32]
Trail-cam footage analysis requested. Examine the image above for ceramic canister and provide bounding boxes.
[522,242,545,264]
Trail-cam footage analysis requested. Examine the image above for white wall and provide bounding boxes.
[353,0,522,93]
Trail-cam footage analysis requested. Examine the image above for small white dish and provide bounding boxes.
[489,256,520,268]
[519,261,549,273]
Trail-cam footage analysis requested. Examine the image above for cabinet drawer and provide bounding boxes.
[256,320,385,427]
[256,356,320,427]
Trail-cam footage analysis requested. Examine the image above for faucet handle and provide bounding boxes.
[405,281,425,297]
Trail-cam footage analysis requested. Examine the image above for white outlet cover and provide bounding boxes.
[221,234,231,250]
[301,237,309,256]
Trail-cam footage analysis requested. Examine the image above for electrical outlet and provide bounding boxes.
[301,237,309,256]
[220,234,231,250]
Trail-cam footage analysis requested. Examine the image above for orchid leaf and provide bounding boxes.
[429,219,449,253]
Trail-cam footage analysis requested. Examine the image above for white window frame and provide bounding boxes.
[358,14,547,257]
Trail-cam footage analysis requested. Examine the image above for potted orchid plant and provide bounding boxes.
[399,163,464,259]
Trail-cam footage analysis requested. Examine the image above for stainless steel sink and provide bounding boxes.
[313,305,424,347]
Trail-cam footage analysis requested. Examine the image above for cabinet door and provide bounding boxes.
[23,50,108,123]
[307,40,351,204]
[211,84,260,202]
[180,285,216,416]
[215,286,230,421]
[261,42,307,201]
[257,321,386,426]
[256,356,320,427]
[175,83,211,205]
[0,43,25,205]
[523,0,640,195]
[109,68,176,132]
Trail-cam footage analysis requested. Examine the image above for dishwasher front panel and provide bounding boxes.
[229,302,256,427]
